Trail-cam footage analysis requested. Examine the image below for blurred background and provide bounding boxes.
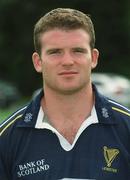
[0,0,130,121]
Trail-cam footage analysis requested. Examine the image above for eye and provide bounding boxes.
[47,49,62,55]
[73,48,87,54]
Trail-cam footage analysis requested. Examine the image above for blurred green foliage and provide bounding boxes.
[0,0,130,96]
[0,97,29,122]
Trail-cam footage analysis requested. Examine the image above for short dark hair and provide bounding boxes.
[34,8,95,55]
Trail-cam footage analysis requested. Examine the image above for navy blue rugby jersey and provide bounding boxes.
[0,86,130,180]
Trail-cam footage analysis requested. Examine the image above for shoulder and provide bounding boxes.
[105,98,130,132]
[108,99,130,119]
[0,105,27,137]
[94,85,130,123]
[106,99,130,151]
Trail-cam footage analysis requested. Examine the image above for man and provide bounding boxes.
[0,8,130,180]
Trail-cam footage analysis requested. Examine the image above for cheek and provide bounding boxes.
[81,60,92,75]
[42,65,48,77]
[81,57,92,68]
[42,63,55,79]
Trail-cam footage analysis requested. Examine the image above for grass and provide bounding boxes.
[0,98,29,123]
[0,109,12,122]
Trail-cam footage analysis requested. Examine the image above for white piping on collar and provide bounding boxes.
[35,106,98,151]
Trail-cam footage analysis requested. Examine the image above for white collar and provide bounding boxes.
[35,106,98,151]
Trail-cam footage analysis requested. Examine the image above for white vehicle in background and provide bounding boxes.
[0,79,20,108]
[92,73,130,107]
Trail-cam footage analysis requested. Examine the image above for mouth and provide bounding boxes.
[58,71,78,76]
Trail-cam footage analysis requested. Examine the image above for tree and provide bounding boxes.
[0,0,130,95]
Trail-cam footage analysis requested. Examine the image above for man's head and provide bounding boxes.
[34,8,95,55]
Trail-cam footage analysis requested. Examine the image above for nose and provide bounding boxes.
[61,52,74,66]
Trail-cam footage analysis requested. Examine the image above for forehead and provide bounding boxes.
[40,29,91,48]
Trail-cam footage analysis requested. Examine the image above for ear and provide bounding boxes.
[91,48,99,69]
[32,52,42,73]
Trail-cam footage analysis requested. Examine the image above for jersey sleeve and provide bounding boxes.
[0,132,10,180]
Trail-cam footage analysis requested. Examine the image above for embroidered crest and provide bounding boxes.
[24,113,33,123]
[101,108,109,118]
[102,146,119,173]
[103,146,119,167]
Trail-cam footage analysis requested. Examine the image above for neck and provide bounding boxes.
[41,84,94,144]
[41,84,94,122]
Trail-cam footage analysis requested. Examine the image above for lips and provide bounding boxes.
[58,71,78,75]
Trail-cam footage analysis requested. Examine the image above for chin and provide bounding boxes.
[58,86,85,95]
